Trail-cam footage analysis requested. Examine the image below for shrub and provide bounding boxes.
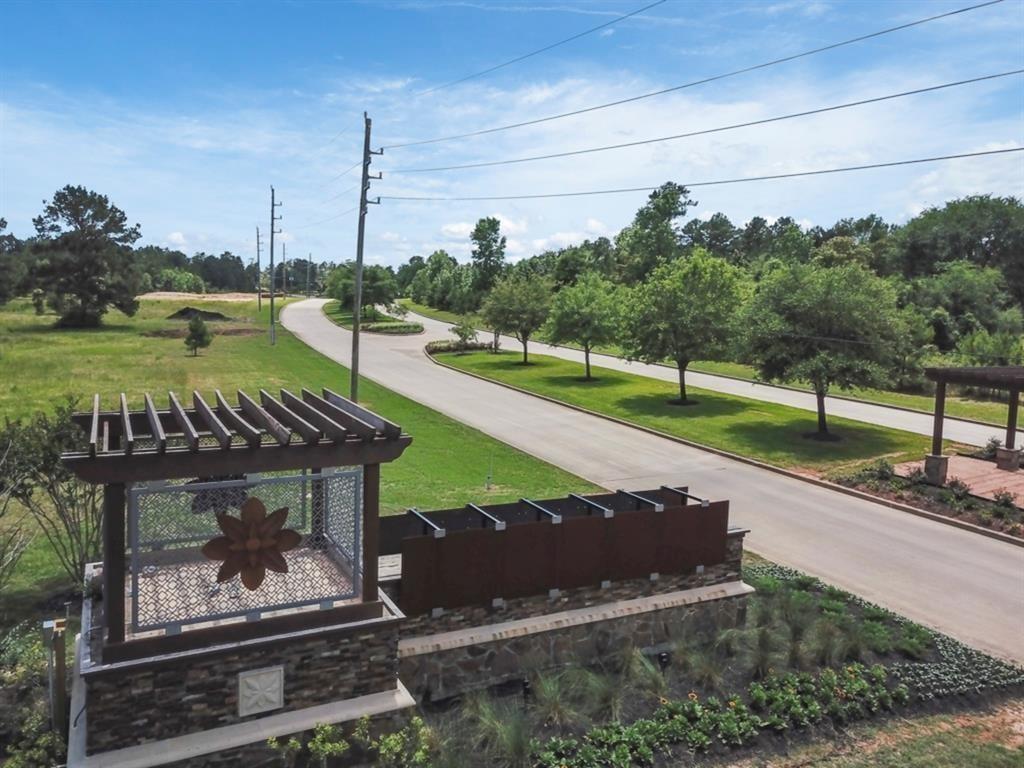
[905,466,927,485]
[894,624,932,660]
[819,598,847,618]
[363,321,424,334]
[993,488,1017,510]
[946,476,972,502]
[861,620,894,654]
[981,436,1002,460]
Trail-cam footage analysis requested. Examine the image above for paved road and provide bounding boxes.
[283,300,1024,662]
[401,308,1020,448]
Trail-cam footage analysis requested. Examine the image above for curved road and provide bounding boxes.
[283,299,1024,662]
[401,308,1019,448]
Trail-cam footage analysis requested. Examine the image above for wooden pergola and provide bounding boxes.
[925,367,1022,478]
[62,387,412,661]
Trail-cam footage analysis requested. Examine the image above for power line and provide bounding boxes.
[379,147,1023,201]
[381,0,1004,150]
[389,70,1024,173]
[289,205,359,231]
[323,183,360,204]
[321,159,363,187]
[414,0,668,97]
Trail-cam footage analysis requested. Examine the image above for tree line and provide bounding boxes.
[396,185,1024,437]
[0,185,332,327]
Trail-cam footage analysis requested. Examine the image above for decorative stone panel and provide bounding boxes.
[237,666,284,717]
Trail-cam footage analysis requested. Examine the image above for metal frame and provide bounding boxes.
[127,468,362,634]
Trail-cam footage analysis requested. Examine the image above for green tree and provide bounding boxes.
[894,195,1024,301]
[450,317,479,352]
[481,273,552,364]
[614,182,695,283]
[0,218,28,306]
[682,212,739,260]
[811,236,873,268]
[545,272,619,380]
[184,314,212,356]
[326,263,398,311]
[744,262,901,437]
[470,216,507,296]
[622,249,747,404]
[31,185,143,326]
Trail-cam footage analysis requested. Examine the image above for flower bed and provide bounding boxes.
[419,561,1024,767]
[830,459,1022,538]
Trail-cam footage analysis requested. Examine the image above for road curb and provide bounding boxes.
[425,349,1023,550]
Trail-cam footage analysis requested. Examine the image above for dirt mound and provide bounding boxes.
[166,306,232,321]
[143,327,259,339]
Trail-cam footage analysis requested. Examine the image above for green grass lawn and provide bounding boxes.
[0,297,597,615]
[435,350,943,473]
[401,298,1008,425]
[323,300,423,333]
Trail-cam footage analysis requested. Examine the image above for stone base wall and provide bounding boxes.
[399,582,750,701]
[85,620,400,754]
[391,531,744,638]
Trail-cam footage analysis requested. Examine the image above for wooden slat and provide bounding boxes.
[259,389,321,445]
[143,394,167,454]
[119,394,134,455]
[280,389,348,442]
[322,387,400,438]
[192,391,232,450]
[301,388,376,441]
[215,390,261,448]
[237,390,291,446]
[89,395,100,457]
[168,391,199,452]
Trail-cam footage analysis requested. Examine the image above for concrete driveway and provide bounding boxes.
[282,299,1024,662]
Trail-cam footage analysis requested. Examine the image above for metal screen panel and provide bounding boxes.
[127,468,362,634]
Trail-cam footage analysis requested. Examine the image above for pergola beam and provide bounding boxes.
[143,394,167,454]
[215,389,262,448]
[168,391,199,452]
[192,391,232,450]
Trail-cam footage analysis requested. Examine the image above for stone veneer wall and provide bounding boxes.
[84,620,400,754]
[399,584,750,701]
[390,531,744,637]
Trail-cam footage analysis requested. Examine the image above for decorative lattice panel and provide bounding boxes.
[127,469,362,634]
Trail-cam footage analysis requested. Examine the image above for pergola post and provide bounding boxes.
[996,388,1020,471]
[1006,389,1019,451]
[924,380,949,486]
[102,483,126,644]
[361,463,380,603]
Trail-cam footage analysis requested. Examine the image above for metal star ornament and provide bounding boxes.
[201,497,302,590]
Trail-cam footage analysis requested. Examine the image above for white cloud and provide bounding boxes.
[167,232,187,247]
[441,222,473,238]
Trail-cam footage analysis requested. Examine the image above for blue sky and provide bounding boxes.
[1,0,1022,267]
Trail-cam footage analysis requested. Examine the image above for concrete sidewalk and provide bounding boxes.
[282,299,1024,662]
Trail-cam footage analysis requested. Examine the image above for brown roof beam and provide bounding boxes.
[168,391,200,452]
[322,387,401,438]
[237,390,291,446]
[280,389,348,442]
[192,391,232,450]
[259,389,321,445]
[215,390,262,448]
[143,394,167,454]
[301,388,376,441]
[119,394,135,455]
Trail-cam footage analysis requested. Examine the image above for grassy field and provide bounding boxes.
[435,349,942,473]
[401,298,1008,425]
[0,297,598,611]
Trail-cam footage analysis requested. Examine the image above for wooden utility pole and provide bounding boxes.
[269,186,282,345]
[255,226,263,311]
[351,112,381,402]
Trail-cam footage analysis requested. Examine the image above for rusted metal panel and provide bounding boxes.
[556,515,606,590]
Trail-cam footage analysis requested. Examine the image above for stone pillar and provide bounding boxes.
[924,455,948,486]
[995,447,1020,472]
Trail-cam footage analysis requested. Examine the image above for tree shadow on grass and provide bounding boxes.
[722,417,925,466]
[539,374,621,389]
[614,391,750,419]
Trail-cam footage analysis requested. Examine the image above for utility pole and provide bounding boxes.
[255,226,263,311]
[282,241,288,296]
[307,252,312,297]
[269,186,282,345]
[350,111,382,402]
